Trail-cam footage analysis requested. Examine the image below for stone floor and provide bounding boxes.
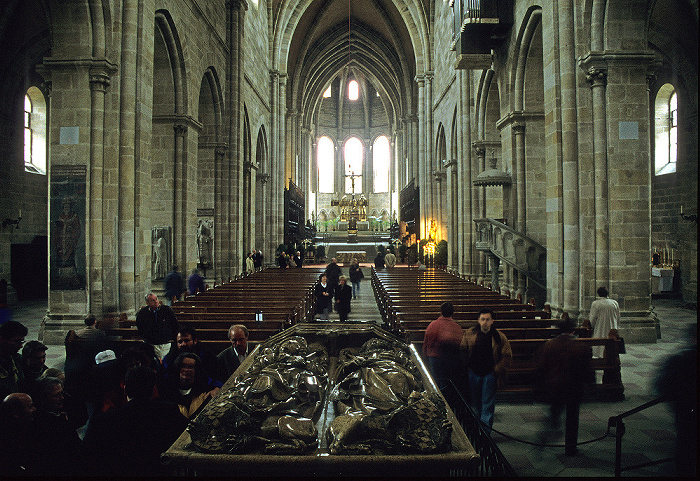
[6,272,696,477]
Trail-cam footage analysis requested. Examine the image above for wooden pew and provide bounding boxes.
[370,266,623,401]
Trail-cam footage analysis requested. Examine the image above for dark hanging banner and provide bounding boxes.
[50,165,86,290]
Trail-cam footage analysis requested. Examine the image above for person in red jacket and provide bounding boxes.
[423,302,463,391]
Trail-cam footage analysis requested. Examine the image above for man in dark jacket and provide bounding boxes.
[334,276,352,321]
[535,317,593,455]
[163,265,186,304]
[135,293,179,361]
[325,258,342,291]
[83,365,187,476]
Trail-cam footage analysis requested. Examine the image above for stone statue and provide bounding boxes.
[197,219,213,268]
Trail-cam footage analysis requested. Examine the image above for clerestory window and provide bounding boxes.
[654,84,677,176]
[24,87,47,175]
[317,136,334,192]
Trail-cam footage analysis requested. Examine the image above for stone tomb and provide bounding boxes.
[162,323,478,476]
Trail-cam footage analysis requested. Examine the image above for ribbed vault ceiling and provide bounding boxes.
[283,0,422,129]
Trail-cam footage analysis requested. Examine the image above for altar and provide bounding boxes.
[651,267,674,293]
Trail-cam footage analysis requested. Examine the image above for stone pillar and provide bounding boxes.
[558,0,581,319]
[39,61,92,343]
[415,75,426,238]
[87,63,117,317]
[214,145,228,280]
[587,66,610,289]
[173,122,188,269]
[513,121,527,298]
[459,69,474,276]
[472,142,487,282]
[425,72,435,225]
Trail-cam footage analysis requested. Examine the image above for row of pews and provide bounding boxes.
[100,268,326,355]
[371,267,624,401]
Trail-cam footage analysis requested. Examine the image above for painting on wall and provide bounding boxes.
[152,226,172,280]
[50,165,86,290]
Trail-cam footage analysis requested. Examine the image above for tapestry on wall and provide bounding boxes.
[50,165,86,290]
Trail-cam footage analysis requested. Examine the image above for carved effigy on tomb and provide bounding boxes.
[327,338,452,455]
[188,336,329,454]
[186,331,452,456]
[166,324,478,476]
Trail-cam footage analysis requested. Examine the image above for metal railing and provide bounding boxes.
[441,380,516,477]
[607,397,674,477]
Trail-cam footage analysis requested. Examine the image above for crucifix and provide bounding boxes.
[347,170,360,194]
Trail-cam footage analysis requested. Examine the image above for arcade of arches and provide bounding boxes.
[0,0,696,345]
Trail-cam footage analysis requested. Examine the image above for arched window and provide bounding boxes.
[24,87,47,174]
[373,136,390,192]
[323,85,332,98]
[348,80,359,101]
[654,84,677,175]
[344,137,362,193]
[317,136,334,193]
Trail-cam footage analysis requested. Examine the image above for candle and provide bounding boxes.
[18,209,21,218]
[680,205,684,215]
[671,249,674,262]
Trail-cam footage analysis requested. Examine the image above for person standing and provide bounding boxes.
[374,252,385,270]
[187,268,206,295]
[0,321,28,399]
[384,250,396,268]
[654,323,697,476]
[245,252,255,273]
[135,293,179,361]
[589,287,620,358]
[334,276,352,322]
[294,251,303,268]
[422,302,463,391]
[277,251,288,268]
[534,317,593,456]
[325,257,342,292]
[315,274,333,321]
[164,265,186,305]
[461,308,512,433]
[348,259,364,299]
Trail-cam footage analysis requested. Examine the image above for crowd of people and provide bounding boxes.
[0,302,252,476]
[2,251,693,476]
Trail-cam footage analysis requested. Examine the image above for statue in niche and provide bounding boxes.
[152,226,171,279]
[197,219,213,269]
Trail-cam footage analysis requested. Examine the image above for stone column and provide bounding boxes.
[587,66,609,289]
[214,145,228,280]
[459,69,473,275]
[415,75,426,238]
[173,122,188,269]
[513,121,527,298]
[425,72,435,225]
[472,142,487,282]
[87,63,116,316]
[559,0,581,319]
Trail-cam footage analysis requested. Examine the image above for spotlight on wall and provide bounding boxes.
[679,205,697,223]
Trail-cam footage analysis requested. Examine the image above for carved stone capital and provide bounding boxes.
[215,146,227,159]
[586,67,607,87]
[512,122,526,134]
[174,123,188,137]
[257,172,271,184]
